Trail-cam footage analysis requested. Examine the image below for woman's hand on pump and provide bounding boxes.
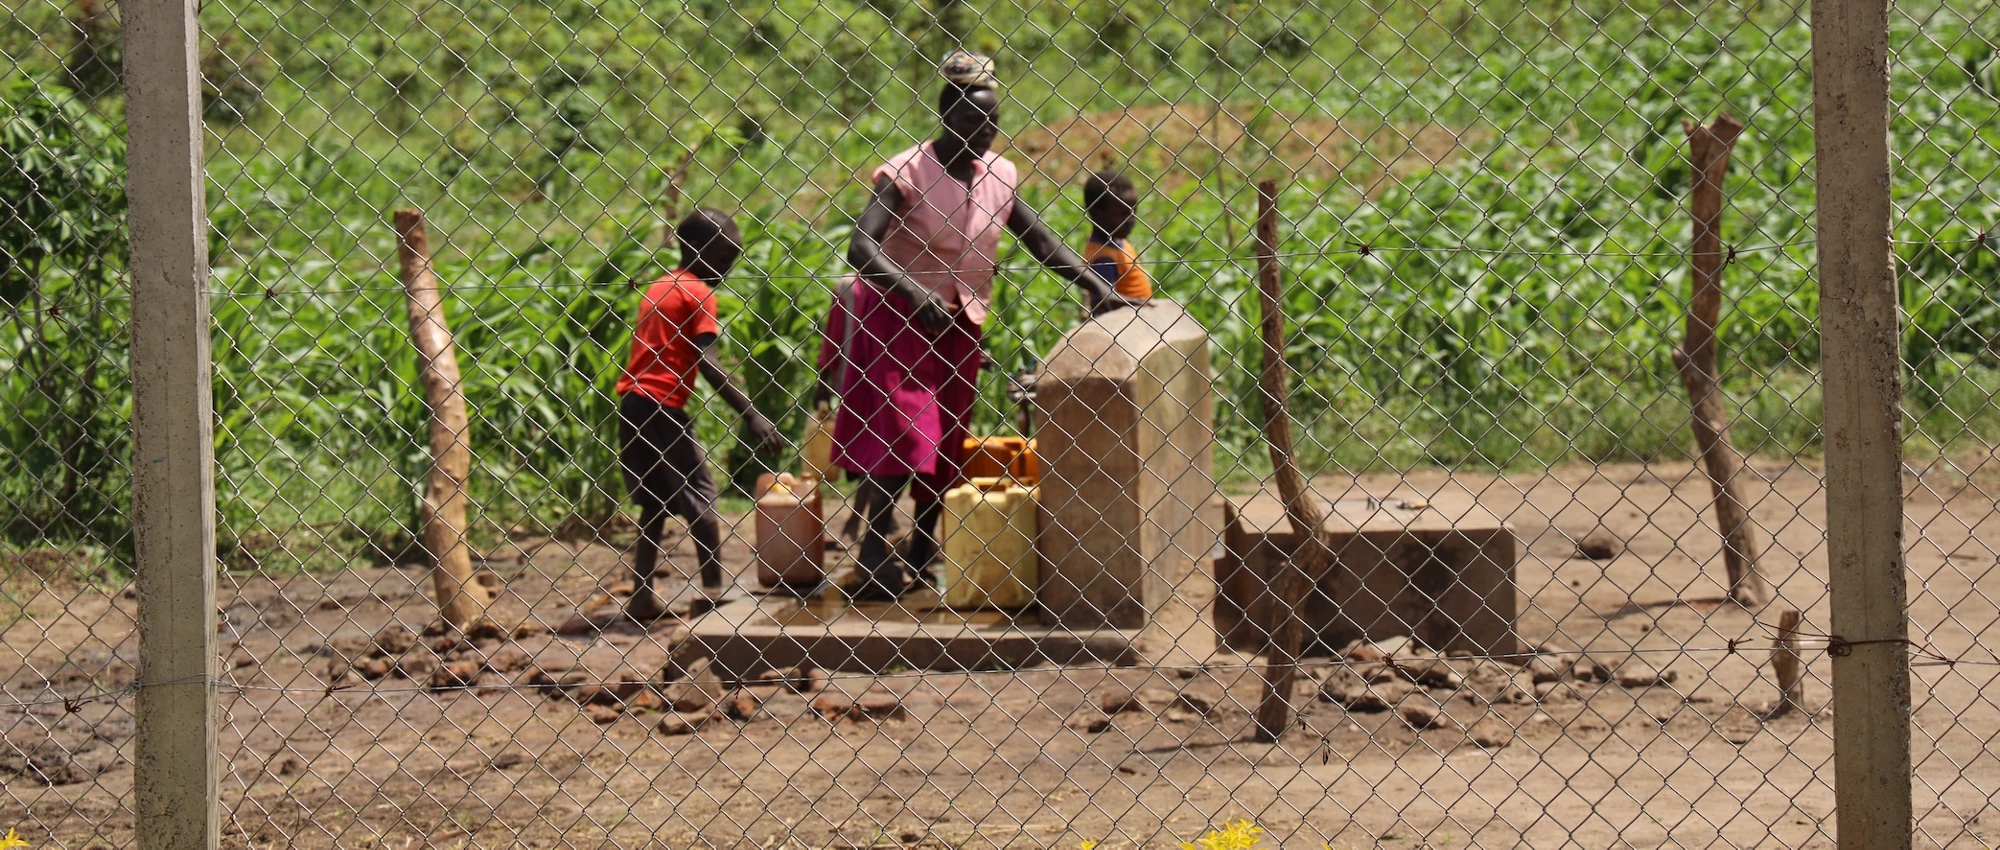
[1091,291,1148,316]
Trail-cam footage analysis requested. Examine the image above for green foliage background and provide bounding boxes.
[2,0,1997,568]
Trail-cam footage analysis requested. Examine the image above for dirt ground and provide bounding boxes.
[8,459,2000,849]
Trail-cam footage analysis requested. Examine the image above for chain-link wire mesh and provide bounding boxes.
[4,0,2000,845]
[0,0,139,842]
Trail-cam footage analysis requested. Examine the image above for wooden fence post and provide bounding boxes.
[1252,180,1333,742]
[126,0,221,844]
[395,209,491,631]
[1766,609,1806,719]
[1815,0,1913,843]
[1678,113,1774,607]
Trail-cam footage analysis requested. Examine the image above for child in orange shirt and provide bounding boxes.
[616,208,782,619]
[1081,169,1152,302]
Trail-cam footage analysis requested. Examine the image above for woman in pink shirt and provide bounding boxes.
[815,52,1144,600]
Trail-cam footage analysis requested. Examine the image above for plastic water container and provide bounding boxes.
[940,477,1038,609]
[960,436,1039,484]
[801,404,836,482]
[754,473,825,587]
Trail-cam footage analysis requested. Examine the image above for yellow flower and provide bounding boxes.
[1079,842,1098,850]
[1183,820,1264,850]
[0,827,29,849]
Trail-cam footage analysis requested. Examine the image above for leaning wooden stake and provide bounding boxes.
[1765,608,1806,718]
[1676,113,1773,607]
[396,209,490,631]
[1252,180,1333,742]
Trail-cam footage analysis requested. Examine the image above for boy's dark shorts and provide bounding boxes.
[618,392,717,520]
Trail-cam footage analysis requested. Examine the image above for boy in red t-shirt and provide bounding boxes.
[616,208,780,620]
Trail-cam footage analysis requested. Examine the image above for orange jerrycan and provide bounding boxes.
[961,436,1039,484]
[754,473,825,587]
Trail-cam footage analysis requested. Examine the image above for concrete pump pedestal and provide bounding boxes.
[1033,301,1218,660]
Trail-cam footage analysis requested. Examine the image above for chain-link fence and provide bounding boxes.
[2,0,1994,845]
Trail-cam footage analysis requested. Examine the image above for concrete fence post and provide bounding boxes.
[1814,0,1914,845]
[125,0,221,846]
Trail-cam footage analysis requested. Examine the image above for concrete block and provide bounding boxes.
[1215,492,1520,656]
[681,598,1140,680]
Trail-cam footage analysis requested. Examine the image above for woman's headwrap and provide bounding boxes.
[940,50,997,89]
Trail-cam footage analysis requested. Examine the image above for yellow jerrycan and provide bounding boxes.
[940,477,1038,609]
[801,403,836,482]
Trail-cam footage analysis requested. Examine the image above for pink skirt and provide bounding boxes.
[817,279,981,500]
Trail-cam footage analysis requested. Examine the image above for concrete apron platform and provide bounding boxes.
[680,589,1143,679]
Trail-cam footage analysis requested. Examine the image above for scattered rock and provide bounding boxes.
[353,656,394,680]
[570,670,650,707]
[1397,700,1456,731]
[582,704,623,724]
[372,624,418,657]
[490,750,531,770]
[486,644,533,675]
[1343,636,1417,663]
[1391,657,1465,689]
[1096,687,1149,716]
[1468,716,1514,748]
[1534,681,1581,703]
[809,688,908,723]
[512,622,549,639]
[657,711,718,736]
[660,657,728,712]
[1576,531,1624,561]
[723,689,764,721]
[523,640,670,708]
[429,660,482,690]
[625,688,665,714]
[0,740,96,785]
[853,690,907,721]
[1497,672,1538,705]
[394,652,438,680]
[1317,666,1367,704]
[1525,653,1577,684]
[1066,708,1114,733]
[556,610,619,637]
[1571,657,1608,683]
[1172,692,1217,716]
[1611,659,1676,689]
[463,618,507,641]
[1351,661,1398,683]
[1337,679,1414,713]
[1162,707,1198,723]
[810,694,852,722]
[757,665,827,696]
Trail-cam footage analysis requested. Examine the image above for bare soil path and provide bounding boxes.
[7,460,2000,848]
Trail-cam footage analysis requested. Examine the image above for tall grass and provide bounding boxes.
[2,0,1998,567]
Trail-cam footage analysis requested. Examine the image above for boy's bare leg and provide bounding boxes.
[690,510,724,592]
[627,503,672,620]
